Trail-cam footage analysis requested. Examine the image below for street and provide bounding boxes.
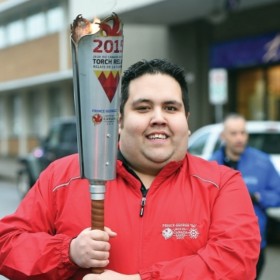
[0,179,20,280]
[0,179,280,280]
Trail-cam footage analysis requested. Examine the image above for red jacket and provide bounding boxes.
[0,153,260,279]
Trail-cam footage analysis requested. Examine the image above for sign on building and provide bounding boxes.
[209,68,228,105]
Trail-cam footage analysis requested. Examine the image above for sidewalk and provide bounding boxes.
[0,156,18,182]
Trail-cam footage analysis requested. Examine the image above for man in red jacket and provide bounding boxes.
[0,59,260,280]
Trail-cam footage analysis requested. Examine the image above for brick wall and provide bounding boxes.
[0,34,60,82]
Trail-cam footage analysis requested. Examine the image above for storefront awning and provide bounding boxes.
[210,32,280,69]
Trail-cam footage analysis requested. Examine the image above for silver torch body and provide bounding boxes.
[71,14,123,232]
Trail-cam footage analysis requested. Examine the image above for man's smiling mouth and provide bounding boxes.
[147,134,168,140]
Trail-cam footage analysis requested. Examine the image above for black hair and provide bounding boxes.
[120,59,189,116]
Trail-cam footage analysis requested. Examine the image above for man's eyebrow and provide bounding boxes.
[131,99,151,106]
[164,100,182,106]
[132,99,182,106]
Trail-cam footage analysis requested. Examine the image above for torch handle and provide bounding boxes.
[91,199,104,230]
[89,183,106,273]
[91,199,105,274]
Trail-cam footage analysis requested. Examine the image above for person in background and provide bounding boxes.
[0,60,260,280]
[210,113,280,280]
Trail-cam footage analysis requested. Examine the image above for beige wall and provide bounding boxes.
[122,24,168,70]
[0,34,61,82]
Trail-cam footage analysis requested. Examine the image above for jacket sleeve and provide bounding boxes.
[258,159,280,208]
[0,166,79,279]
[139,168,261,280]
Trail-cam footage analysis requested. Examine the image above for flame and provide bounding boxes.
[71,15,100,43]
[91,18,101,34]
[71,13,122,42]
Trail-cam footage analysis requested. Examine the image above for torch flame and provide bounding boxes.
[92,18,101,34]
[71,13,122,43]
[71,15,100,43]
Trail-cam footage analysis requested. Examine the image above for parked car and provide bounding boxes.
[188,120,280,243]
[188,121,280,173]
[17,117,78,197]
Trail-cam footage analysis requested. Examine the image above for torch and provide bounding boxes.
[71,13,123,272]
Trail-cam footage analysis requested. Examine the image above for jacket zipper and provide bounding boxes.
[139,196,146,217]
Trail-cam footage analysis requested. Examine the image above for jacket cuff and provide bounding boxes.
[60,235,80,272]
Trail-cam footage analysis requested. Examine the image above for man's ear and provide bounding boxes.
[186,112,190,135]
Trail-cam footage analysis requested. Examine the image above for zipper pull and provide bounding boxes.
[139,197,146,217]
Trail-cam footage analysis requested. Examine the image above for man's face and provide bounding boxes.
[222,118,248,158]
[119,73,189,175]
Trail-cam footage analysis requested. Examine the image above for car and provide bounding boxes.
[188,120,280,243]
[17,117,78,197]
[188,121,280,173]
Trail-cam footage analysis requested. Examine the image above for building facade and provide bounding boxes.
[0,0,280,157]
[0,0,168,157]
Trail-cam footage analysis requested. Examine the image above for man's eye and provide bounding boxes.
[165,106,177,112]
[136,106,150,112]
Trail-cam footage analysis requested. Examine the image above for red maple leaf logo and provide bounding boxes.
[92,114,103,125]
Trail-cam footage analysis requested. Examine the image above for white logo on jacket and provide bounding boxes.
[162,223,200,240]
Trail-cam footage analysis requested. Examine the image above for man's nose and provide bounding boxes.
[150,108,167,125]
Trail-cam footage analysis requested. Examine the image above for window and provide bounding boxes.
[26,12,46,40]
[1,6,63,48]
[7,20,25,45]
[60,123,77,144]
[188,132,210,155]
[268,66,280,120]
[0,26,7,48]
[47,7,64,33]
[237,66,280,121]
[249,133,280,154]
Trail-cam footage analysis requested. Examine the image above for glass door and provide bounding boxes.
[267,66,280,120]
[236,65,280,121]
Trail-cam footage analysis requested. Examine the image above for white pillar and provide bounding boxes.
[40,88,50,137]
[0,96,9,156]
[18,92,28,156]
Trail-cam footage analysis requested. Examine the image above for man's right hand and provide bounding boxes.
[70,227,117,268]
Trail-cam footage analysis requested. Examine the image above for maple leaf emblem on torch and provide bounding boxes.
[95,70,120,102]
[92,114,103,125]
